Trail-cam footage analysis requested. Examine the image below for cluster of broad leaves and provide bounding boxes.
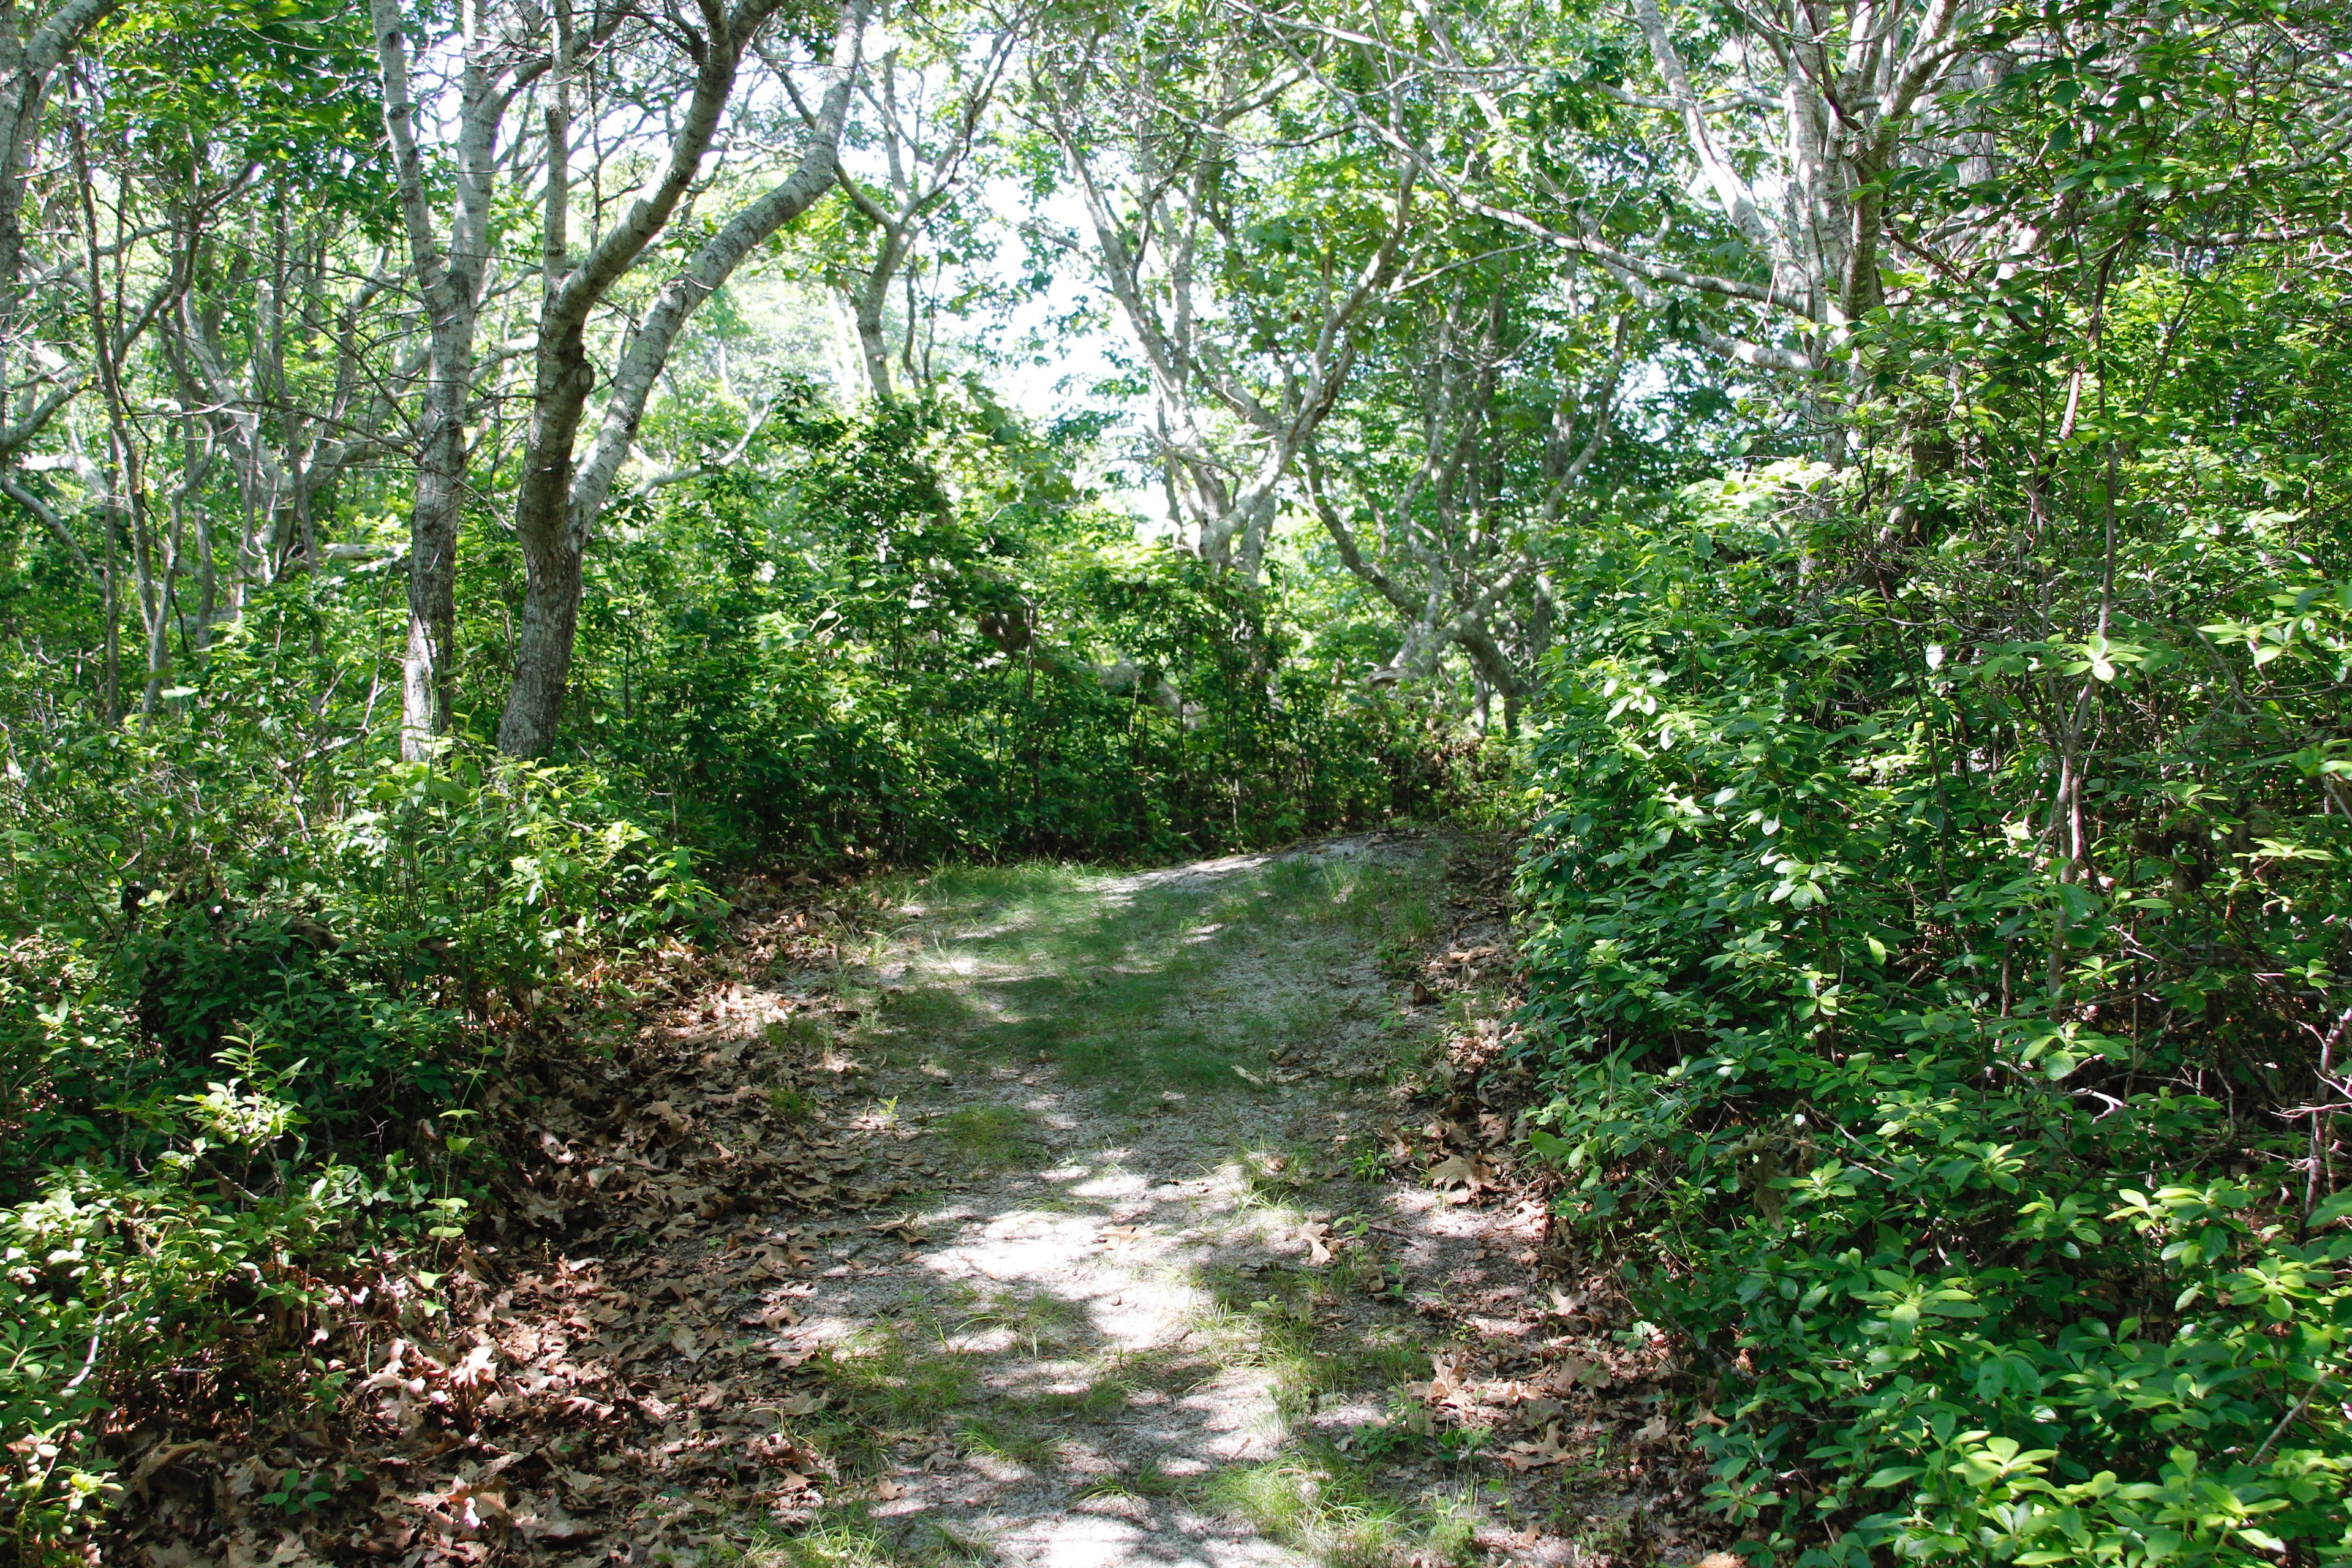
[1516,272,2352,1561]
[552,393,1433,864]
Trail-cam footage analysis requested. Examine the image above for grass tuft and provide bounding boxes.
[1205,1454,1476,1567]
[929,1104,1045,1168]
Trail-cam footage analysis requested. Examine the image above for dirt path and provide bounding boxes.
[127,834,1706,1568]
[764,834,1521,1567]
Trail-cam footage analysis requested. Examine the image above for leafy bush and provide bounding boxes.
[0,1153,454,1542]
[1515,464,2352,1567]
[4,722,710,1182]
[548,393,1433,865]
[0,621,717,1546]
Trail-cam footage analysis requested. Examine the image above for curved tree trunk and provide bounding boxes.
[493,0,866,757]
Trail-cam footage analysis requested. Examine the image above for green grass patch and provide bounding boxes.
[744,1509,993,1568]
[956,1285,1089,1355]
[1077,1458,1191,1501]
[1205,1453,1476,1567]
[820,1312,982,1434]
[929,1105,1045,1169]
[955,1412,1060,1468]
[870,851,1442,1093]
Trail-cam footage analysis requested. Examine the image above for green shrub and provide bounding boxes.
[1515,469,2352,1567]
[553,394,1434,865]
[3,725,710,1185]
[0,1118,458,1545]
[0,636,717,1550]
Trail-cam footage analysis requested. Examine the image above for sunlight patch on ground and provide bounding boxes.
[748,838,1496,1568]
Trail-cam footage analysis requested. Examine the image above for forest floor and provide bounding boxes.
[124,833,1719,1568]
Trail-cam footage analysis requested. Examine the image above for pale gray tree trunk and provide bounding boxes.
[0,0,129,472]
[821,12,1017,404]
[1303,296,1627,725]
[375,0,514,760]
[1042,69,1412,582]
[494,1,867,757]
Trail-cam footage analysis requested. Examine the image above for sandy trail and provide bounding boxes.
[761,834,1513,1567]
[118,834,1697,1568]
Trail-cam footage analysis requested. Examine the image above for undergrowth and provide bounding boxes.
[0,657,713,1545]
[1517,466,2352,1566]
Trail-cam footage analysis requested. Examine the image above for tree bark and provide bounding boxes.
[0,0,129,473]
[494,0,867,757]
[375,0,514,760]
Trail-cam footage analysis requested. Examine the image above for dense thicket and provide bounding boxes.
[1503,2,2352,1561]
[0,0,2346,1557]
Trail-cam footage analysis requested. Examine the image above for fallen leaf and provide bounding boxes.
[514,1503,599,1544]
[739,1302,801,1329]
[1502,1422,1574,1471]
[1545,1357,1604,1393]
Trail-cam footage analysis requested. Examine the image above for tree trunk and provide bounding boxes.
[493,320,594,757]
[494,0,865,757]
[401,320,472,760]
[0,0,132,475]
[375,0,500,761]
[499,513,586,758]
[853,256,895,402]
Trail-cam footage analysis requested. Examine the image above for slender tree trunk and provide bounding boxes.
[402,314,473,758]
[375,0,500,760]
[99,484,119,722]
[499,319,595,756]
[493,0,865,757]
[0,0,132,477]
[853,258,895,402]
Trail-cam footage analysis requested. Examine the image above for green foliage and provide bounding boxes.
[551,391,1429,864]
[0,1153,450,1544]
[3,662,710,1183]
[1515,457,2352,1565]
[0,370,1438,1552]
[0,609,715,1548]
[91,0,386,206]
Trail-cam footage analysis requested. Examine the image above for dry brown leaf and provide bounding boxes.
[1427,1153,1476,1189]
[1501,1422,1574,1471]
[739,1301,801,1329]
